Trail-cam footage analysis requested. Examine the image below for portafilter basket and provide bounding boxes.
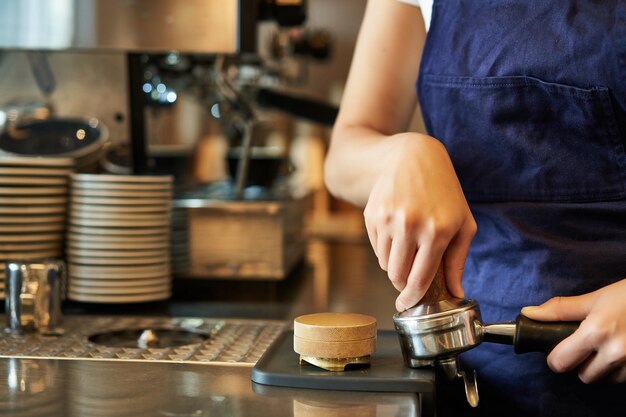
[393,267,579,407]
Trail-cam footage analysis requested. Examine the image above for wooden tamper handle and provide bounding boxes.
[419,263,452,304]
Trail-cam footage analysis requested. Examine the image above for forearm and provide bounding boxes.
[324,0,426,207]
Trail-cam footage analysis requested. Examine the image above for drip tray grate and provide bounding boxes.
[0,316,289,366]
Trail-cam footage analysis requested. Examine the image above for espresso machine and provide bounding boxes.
[0,0,336,282]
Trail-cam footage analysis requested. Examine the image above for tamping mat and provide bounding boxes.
[251,330,435,393]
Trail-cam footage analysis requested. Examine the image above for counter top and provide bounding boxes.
[0,240,434,417]
[0,358,421,417]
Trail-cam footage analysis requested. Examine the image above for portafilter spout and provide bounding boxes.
[393,266,580,408]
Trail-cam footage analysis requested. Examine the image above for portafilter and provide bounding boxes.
[393,266,579,407]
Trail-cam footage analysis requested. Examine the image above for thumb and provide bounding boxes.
[521,293,595,322]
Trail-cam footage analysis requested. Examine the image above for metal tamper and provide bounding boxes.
[393,266,579,407]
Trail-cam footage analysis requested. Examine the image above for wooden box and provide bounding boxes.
[172,195,308,280]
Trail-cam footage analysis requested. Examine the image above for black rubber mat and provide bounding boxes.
[251,330,435,393]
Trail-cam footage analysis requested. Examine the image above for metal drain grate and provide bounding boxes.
[0,316,289,366]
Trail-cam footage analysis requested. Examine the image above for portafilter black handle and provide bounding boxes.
[513,315,580,354]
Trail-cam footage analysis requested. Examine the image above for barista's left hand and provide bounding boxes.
[522,278,626,384]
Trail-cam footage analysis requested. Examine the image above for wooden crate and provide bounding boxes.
[175,196,308,280]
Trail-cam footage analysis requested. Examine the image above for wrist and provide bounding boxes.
[385,132,449,168]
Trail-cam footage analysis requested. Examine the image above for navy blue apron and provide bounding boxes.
[416,1,626,415]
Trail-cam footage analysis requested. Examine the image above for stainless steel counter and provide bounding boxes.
[0,240,432,417]
[0,359,421,417]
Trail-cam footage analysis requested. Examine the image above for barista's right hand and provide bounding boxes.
[364,133,477,312]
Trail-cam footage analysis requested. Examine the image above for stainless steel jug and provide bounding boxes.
[5,260,65,335]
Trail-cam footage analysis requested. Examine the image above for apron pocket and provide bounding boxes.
[419,74,626,202]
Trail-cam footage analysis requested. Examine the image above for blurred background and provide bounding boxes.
[0,0,426,292]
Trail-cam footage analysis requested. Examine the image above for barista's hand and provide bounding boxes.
[364,133,476,312]
[522,279,626,383]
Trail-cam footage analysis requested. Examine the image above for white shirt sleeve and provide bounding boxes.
[397,0,432,30]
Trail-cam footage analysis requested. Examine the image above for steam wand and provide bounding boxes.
[213,56,256,200]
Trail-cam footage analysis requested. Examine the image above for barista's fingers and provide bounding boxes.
[578,335,626,383]
[547,326,595,374]
[365,223,378,257]
[577,349,622,384]
[522,293,595,322]
[442,217,476,298]
[608,365,626,383]
[396,244,443,312]
[387,236,417,292]
[376,233,392,272]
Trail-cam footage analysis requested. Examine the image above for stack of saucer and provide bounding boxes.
[0,156,73,299]
[67,174,173,303]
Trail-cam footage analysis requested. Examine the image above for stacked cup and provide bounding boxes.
[0,156,74,299]
[66,174,173,303]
